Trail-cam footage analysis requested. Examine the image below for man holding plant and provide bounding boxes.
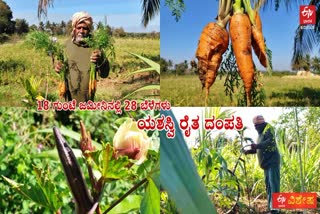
[245,115,280,214]
[55,11,110,102]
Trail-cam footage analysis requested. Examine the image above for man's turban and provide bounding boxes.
[253,115,265,125]
[72,11,93,29]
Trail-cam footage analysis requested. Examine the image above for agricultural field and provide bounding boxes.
[160,107,320,214]
[0,36,160,107]
[160,74,320,107]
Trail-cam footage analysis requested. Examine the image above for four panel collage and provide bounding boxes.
[0,0,319,213]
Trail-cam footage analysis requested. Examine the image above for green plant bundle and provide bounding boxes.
[84,27,115,101]
[24,31,68,98]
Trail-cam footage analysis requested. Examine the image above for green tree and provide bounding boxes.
[113,27,126,37]
[29,24,38,32]
[96,21,104,30]
[59,20,66,35]
[0,0,15,34]
[174,60,188,75]
[15,18,29,34]
[38,21,45,31]
[160,57,171,73]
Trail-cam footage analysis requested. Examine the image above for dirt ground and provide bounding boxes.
[96,72,159,100]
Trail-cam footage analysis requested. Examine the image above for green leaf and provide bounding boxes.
[160,110,217,214]
[101,143,130,180]
[34,128,102,150]
[128,52,160,74]
[125,67,157,77]
[122,85,160,100]
[108,195,141,214]
[0,144,15,162]
[140,178,160,214]
[32,148,83,161]
[2,167,62,212]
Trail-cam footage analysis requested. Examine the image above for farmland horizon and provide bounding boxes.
[5,0,160,33]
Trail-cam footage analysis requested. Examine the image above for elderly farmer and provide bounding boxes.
[55,11,109,102]
[245,115,280,214]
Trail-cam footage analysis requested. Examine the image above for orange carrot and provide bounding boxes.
[251,11,267,67]
[59,81,66,98]
[230,11,254,106]
[195,22,229,103]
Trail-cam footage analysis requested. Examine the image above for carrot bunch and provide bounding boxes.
[195,0,268,106]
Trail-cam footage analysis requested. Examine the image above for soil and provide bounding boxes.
[96,72,159,100]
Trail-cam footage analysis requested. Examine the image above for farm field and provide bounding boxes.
[0,36,160,107]
[160,74,320,107]
[160,107,320,214]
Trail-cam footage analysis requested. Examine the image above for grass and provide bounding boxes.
[160,74,320,106]
[0,36,159,107]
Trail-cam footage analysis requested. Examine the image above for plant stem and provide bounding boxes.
[103,178,148,214]
[242,0,256,25]
[217,0,232,28]
[233,0,244,14]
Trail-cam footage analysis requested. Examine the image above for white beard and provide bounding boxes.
[75,33,86,42]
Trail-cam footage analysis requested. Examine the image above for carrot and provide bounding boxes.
[230,3,254,106]
[195,0,231,105]
[59,81,66,98]
[196,22,229,91]
[251,11,267,67]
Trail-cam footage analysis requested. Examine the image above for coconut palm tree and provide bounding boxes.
[251,0,319,65]
[37,0,159,27]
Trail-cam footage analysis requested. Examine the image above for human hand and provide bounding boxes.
[90,49,101,63]
[54,61,63,73]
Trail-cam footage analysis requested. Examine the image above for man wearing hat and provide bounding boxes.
[245,115,280,214]
[55,11,109,102]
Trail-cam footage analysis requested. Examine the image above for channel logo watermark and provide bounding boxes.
[300,5,316,30]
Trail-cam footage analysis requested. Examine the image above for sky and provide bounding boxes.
[5,0,160,33]
[172,107,285,148]
[160,0,317,71]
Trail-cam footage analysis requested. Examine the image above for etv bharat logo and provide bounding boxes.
[300,5,316,29]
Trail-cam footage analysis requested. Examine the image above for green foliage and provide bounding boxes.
[0,108,160,213]
[25,31,59,56]
[20,75,43,105]
[174,107,320,213]
[161,74,320,106]
[219,46,266,106]
[0,35,159,106]
[164,0,186,22]
[123,53,160,100]
[84,27,115,61]
[160,110,217,214]
[3,166,63,212]
[140,178,160,214]
[0,0,15,35]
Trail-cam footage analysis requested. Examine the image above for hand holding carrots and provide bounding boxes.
[54,61,63,73]
[90,49,101,63]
